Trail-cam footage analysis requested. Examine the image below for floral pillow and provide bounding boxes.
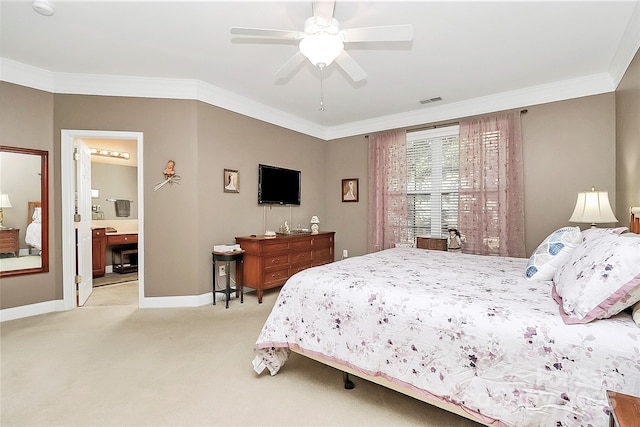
[553,231,640,324]
[525,226,582,281]
[581,226,628,241]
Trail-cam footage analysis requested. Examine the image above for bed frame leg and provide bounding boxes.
[343,372,355,390]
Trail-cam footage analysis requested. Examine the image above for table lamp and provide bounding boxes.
[310,215,320,234]
[0,193,12,228]
[569,187,618,228]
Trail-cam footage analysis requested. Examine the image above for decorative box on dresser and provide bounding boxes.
[0,228,20,257]
[235,231,335,303]
[416,236,448,251]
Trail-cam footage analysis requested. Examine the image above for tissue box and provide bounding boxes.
[213,244,241,253]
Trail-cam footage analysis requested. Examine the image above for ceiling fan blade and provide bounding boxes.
[274,51,306,79]
[230,27,303,40]
[334,51,367,82]
[312,0,335,22]
[341,24,414,42]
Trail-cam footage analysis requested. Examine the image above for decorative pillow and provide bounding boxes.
[525,226,582,281]
[581,226,628,241]
[553,232,640,324]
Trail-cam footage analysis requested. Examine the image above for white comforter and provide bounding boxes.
[25,222,41,250]
[253,248,640,427]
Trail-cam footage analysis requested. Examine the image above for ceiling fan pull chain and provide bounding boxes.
[319,66,326,111]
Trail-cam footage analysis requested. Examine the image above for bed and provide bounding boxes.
[25,201,42,251]
[253,230,640,426]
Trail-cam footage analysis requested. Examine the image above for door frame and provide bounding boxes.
[61,130,144,310]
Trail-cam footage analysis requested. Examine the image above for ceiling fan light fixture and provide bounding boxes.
[299,34,344,67]
[32,0,54,16]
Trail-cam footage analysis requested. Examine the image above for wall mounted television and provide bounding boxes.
[258,164,301,205]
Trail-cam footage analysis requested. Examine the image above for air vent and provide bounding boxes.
[419,97,442,104]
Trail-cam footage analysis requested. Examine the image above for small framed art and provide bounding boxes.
[341,178,359,202]
[224,169,239,193]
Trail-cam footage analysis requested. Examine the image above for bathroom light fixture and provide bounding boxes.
[32,0,54,16]
[89,147,130,160]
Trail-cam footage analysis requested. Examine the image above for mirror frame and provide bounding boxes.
[0,145,49,277]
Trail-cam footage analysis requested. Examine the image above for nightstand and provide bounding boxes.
[0,228,19,257]
[607,390,640,427]
[212,250,244,309]
[416,236,447,251]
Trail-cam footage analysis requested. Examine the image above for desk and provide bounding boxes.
[212,250,244,309]
[607,390,640,427]
[91,229,138,277]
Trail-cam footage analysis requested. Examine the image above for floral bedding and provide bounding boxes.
[253,248,640,427]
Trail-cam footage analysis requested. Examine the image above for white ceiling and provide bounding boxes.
[1,0,639,140]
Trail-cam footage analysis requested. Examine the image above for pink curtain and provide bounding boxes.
[458,112,525,257]
[368,130,408,252]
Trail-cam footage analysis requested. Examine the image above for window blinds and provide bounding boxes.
[406,126,460,242]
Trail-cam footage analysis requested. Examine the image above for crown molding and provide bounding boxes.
[324,73,616,140]
[609,1,640,87]
[0,58,326,140]
[0,57,622,141]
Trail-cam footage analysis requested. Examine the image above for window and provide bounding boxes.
[406,126,459,245]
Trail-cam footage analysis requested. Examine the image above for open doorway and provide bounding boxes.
[61,130,144,310]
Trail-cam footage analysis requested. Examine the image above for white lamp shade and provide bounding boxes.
[569,189,618,225]
[310,216,320,224]
[0,193,12,208]
[299,34,344,67]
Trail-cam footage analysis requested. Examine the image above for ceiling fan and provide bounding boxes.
[230,0,414,82]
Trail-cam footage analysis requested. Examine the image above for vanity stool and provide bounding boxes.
[212,250,244,309]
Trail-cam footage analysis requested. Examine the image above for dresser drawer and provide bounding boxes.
[107,233,138,245]
[263,242,290,255]
[264,254,289,269]
[263,266,289,287]
[313,236,334,248]
[290,250,312,265]
[290,240,313,251]
[313,247,332,262]
[291,262,313,275]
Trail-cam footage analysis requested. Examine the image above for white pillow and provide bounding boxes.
[525,226,582,281]
[553,231,640,324]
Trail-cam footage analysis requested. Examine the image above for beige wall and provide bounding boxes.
[0,83,56,308]
[522,94,616,254]
[1,64,635,309]
[616,48,640,225]
[325,135,369,259]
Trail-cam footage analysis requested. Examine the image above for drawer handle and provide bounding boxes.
[271,273,281,278]
[271,259,280,264]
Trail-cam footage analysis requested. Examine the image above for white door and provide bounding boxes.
[76,139,93,306]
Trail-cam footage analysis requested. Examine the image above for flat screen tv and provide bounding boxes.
[258,164,301,205]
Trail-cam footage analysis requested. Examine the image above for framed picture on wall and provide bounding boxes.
[224,169,239,193]
[341,178,359,202]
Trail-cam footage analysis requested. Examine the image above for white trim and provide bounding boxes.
[0,300,62,322]
[61,130,144,311]
[609,1,640,87]
[0,56,627,141]
[324,73,616,140]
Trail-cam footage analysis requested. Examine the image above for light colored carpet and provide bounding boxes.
[1,289,481,427]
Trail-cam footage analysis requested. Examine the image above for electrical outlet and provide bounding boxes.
[218,265,226,276]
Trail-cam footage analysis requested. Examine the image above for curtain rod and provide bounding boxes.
[364,109,528,138]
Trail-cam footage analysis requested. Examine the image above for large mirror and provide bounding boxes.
[0,146,49,277]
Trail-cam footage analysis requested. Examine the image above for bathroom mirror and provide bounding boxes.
[0,146,49,277]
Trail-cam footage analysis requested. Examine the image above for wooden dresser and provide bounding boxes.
[0,228,20,257]
[235,232,335,303]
